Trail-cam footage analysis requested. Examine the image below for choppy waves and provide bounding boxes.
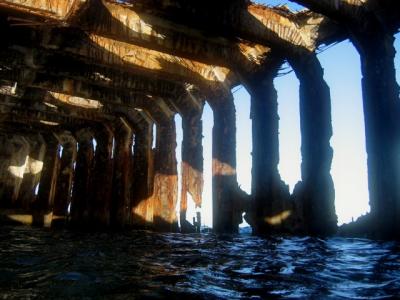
[0,226,399,299]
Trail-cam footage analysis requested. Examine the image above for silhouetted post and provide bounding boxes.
[52,133,77,227]
[0,135,30,208]
[289,52,337,236]
[209,91,241,234]
[352,32,400,239]
[17,134,45,210]
[244,63,292,234]
[34,134,60,226]
[131,123,154,226]
[111,118,133,228]
[153,118,178,231]
[180,109,204,232]
[70,129,94,227]
[89,124,113,228]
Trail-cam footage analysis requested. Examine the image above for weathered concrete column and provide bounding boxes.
[70,129,94,227]
[131,123,154,227]
[17,134,45,210]
[89,124,113,228]
[180,108,204,232]
[153,118,179,231]
[52,133,77,226]
[33,134,60,226]
[288,52,337,236]
[0,135,30,208]
[244,68,292,234]
[352,32,400,239]
[208,92,241,234]
[111,118,133,228]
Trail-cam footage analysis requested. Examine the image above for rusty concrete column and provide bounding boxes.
[131,123,154,227]
[288,52,337,236]
[111,118,133,228]
[352,32,400,239]
[180,108,204,232]
[0,135,30,208]
[244,68,292,235]
[153,118,179,232]
[33,134,60,226]
[208,92,241,234]
[89,124,113,228]
[52,133,77,227]
[17,134,45,210]
[70,129,94,227]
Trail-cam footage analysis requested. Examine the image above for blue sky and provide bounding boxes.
[176,1,400,227]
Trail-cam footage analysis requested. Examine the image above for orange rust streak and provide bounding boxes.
[153,173,178,224]
[181,161,203,209]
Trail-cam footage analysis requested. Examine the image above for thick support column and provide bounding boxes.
[33,134,60,226]
[111,118,133,228]
[89,125,113,228]
[209,92,241,234]
[0,135,30,208]
[131,124,154,226]
[245,69,292,234]
[17,134,45,210]
[70,129,94,227]
[52,134,77,226]
[352,32,400,239]
[153,119,178,232]
[289,52,337,236]
[180,109,204,232]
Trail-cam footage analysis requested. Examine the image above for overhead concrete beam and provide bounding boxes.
[1,24,236,89]
[79,0,271,72]
[0,0,89,22]
[110,0,339,51]
[290,0,367,21]
[291,0,400,32]
[0,47,188,99]
[0,64,180,122]
[39,29,235,87]
[0,93,113,124]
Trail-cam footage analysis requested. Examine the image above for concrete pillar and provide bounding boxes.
[70,129,94,227]
[352,32,400,239]
[208,92,241,234]
[111,118,133,228]
[89,124,113,228]
[0,135,30,208]
[289,52,337,236]
[52,134,77,227]
[153,118,178,231]
[33,134,60,226]
[180,109,204,232]
[17,134,45,210]
[131,123,154,227]
[245,69,292,234]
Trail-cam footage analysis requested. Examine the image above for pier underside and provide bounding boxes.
[0,0,399,239]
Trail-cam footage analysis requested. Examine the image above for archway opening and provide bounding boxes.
[318,40,369,225]
[395,33,400,82]
[232,86,252,230]
[174,114,183,227]
[201,103,213,228]
[275,62,301,194]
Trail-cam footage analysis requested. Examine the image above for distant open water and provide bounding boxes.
[0,226,399,299]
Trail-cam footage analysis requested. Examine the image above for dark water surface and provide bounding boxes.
[0,226,399,299]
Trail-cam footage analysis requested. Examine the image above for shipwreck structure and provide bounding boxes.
[0,0,398,239]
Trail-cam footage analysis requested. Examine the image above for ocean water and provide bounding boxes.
[0,226,399,299]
